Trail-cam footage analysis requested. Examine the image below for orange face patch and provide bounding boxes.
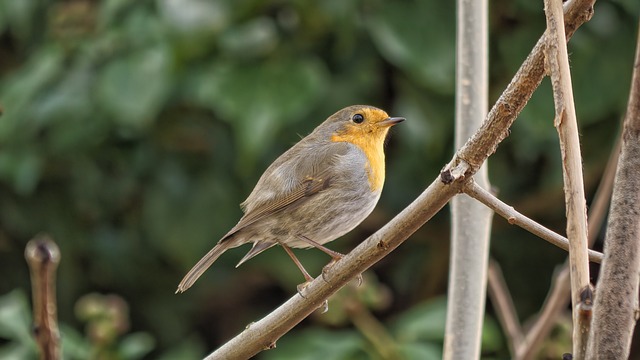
[330,108,393,192]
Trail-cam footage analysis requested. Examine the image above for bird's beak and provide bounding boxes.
[379,117,405,127]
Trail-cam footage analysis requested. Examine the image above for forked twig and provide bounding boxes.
[464,181,603,263]
[517,134,619,360]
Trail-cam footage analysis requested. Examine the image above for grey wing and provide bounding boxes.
[221,140,349,240]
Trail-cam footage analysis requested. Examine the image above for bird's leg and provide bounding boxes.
[297,235,363,287]
[280,243,329,312]
[279,243,313,296]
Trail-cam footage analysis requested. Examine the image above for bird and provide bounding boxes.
[176,105,404,293]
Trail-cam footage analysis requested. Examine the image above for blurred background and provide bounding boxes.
[0,0,638,359]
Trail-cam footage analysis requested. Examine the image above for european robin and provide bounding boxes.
[176,105,404,293]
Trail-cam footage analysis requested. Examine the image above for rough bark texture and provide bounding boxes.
[587,25,640,358]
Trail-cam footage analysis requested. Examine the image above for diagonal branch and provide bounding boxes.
[487,260,524,356]
[204,0,596,357]
[464,181,603,263]
[463,181,602,263]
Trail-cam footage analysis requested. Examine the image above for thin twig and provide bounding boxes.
[543,0,592,356]
[203,0,596,356]
[345,298,400,360]
[464,181,603,263]
[485,157,616,359]
[487,260,524,355]
[25,234,61,360]
[587,21,640,359]
[517,134,619,360]
[518,266,571,360]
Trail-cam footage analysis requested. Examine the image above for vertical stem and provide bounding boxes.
[25,234,61,360]
[518,136,619,360]
[587,21,640,360]
[443,0,491,358]
[543,0,592,357]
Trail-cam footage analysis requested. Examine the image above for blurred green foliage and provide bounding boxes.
[0,0,637,358]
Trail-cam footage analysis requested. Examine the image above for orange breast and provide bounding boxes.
[331,129,388,192]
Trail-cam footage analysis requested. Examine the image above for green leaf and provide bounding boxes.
[0,46,64,141]
[118,332,156,359]
[0,0,39,43]
[0,150,42,195]
[157,0,229,36]
[0,290,35,347]
[392,297,448,343]
[156,335,205,360]
[367,1,455,94]
[96,46,172,128]
[218,17,279,59]
[59,324,91,360]
[480,317,504,353]
[399,342,442,360]
[571,3,637,124]
[392,297,504,354]
[260,328,365,360]
[0,343,37,360]
[191,58,328,165]
[99,0,140,27]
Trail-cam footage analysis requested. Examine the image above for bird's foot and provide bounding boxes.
[296,280,312,298]
[321,257,363,287]
[355,273,363,287]
[319,299,329,313]
[296,280,329,312]
[321,257,341,282]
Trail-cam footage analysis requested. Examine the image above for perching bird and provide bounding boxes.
[176,105,404,293]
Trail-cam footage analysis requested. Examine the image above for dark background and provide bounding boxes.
[0,0,637,358]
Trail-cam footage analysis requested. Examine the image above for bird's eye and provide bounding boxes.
[352,114,364,124]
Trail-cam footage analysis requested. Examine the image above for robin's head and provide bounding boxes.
[325,105,404,147]
[322,105,404,191]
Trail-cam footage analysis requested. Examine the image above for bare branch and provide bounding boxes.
[25,234,61,360]
[345,296,401,359]
[487,260,524,356]
[518,266,571,360]
[204,0,596,357]
[464,181,603,263]
[587,22,640,359]
[517,133,619,360]
[454,0,594,172]
[543,0,592,355]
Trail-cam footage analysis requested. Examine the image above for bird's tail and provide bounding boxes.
[176,242,229,293]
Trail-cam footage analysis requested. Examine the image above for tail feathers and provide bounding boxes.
[236,241,275,268]
[176,243,229,293]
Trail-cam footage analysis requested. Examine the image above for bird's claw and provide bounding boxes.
[321,256,343,282]
[321,259,363,288]
[321,263,333,283]
[297,281,329,313]
[319,300,329,313]
[297,281,312,298]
